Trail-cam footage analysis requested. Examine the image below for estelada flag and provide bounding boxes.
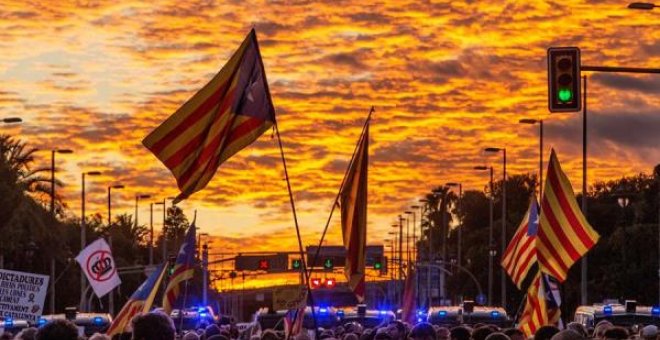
[75,238,121,298]
[501,197,539,289]
[537,149,599,282]
[106,263,167,336]
[162,223,196,314]
[518,272,548,337]
[143,29,275,203]
[340,120,369,302]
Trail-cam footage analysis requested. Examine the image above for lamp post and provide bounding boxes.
[474,165,494,305]
[485,147,507,308]
[410,207,419,262]
[50,149,73,217]
[446,182,463,270]
[80,170,102,311]
[106,183,123,315]
[405,211,412,263]
[628,2,657,9]
[134,194,151,227]
[154,200,166,261]
[519,119,544,197]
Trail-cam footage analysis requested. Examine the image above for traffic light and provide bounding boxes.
[291,259,302,271]
[548,47,581,112]
[323,258,334,271]
[258,258,270,271]
[374,257,383,270]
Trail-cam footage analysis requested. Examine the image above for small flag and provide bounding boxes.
[162,223,196,314]
[401,263,417,324]
[501,197,539,289]
[106,264,167,336]
[537,149,600,282]
[284,305,306,339]
[75,238,121,298]
[518,272,563,337]
[340,120,369,303]
[143,29,276,203]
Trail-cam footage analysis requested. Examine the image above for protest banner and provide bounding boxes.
[0,269,49,322]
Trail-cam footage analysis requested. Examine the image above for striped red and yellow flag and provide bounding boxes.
[518,272,562,337]
[501,197,539,289]
[537,149,600,282]
[143,29,275,203]
[162,223,196,314]
[107,264,167,336]
[340,119,369,303]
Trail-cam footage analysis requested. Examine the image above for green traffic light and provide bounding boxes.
[292,259,301,269]
[324,259,333,269]
[374,262,382,270]
[558,88,573,102]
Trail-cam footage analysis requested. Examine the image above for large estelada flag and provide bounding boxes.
[340,121,369,303]
[518,272,562,337]
[537,149,600,282]
[106,263,167,336]
[501,197,539,289]
[143,29,276,203]
[162,223,196,313]
[284,304,306,339]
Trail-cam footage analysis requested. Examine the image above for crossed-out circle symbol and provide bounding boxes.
[85,250,116,282]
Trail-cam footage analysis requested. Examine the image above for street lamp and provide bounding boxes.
[410,206,420,262]
[404,211,412,263]
[134,194,151,228]
[484,146,507,308]
[80,170,102,311]
[50,149,74,217]
[474,165,494,306]
[106,183,123,316]
[446,182,463,270]
[519,119,544,197]
[628,2,657,9]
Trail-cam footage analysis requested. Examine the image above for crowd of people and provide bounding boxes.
[0,311,659,340]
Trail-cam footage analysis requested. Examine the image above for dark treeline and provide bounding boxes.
[416,165,660,319]
[0,135,194,312]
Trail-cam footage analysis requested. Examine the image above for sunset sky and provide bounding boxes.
[1,1,658,288]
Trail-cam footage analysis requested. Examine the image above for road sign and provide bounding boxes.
[273,285,307,310]
[235,254,288,272]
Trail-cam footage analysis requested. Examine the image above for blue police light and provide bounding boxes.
[38,318,47,327]
[198,307,207,313]
[652,306,660,316]
[604,305,613,315]
[438,311,447,318]
[379,310,388,316]
[491,311,500,318]
[319,307,328,314]
[93,316,103,325]
[337,310,345,318]
[417,317,423,323]
[417,310,425,316]
[200,313,208,318]
[5,317,13,327]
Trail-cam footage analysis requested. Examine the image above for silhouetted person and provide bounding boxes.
[450,326,471,340]
[472,326,494,340]
[533,325,560,340]
[36,319,79,340]
[410,323,437,340]
[131,311,175,340]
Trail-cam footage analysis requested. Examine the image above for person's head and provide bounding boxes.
[131,311,175,340]
[533,326,560,340]
[0,333,13,340]
[436,327,450,340]
[261,329,281,340]
[36,319,78,340]
[502,329,524,340]
[594,321,613,339]
[484,333,510,340]
[640,325,658,340]
[183,331,200,340]
[89,334,112,340]
[450,326,471,340]
[360,328,375,340]
[564,323,587,339]
[549,330,584,340]
[344,333,360,340]
[14,327,38,340]
[374,333,393,340]
[409,322,437,340]
[602,327,628,340]
[471,326,494,340]
[387,321,406,340]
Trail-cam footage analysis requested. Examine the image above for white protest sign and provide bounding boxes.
[76,238,121,298]
[0,269,49,322]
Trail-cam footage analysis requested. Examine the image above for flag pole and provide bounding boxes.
[306,106,374,279]
[178,210,196,333]
[273,122,319,334]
